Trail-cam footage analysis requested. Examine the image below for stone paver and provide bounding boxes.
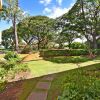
[27,75,55,100]
[27,91,47,100]
[36,82,51,90]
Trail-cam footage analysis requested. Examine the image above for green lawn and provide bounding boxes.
[26,56,100,78]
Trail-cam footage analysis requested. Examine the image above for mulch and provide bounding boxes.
[0,81,23,100]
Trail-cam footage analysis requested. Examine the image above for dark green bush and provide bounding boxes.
[40,49,88,57]
[4,51,20,61]
[40,49,100,57]
[45,56,90,63]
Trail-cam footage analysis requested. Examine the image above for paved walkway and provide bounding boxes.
[27,75,54,100]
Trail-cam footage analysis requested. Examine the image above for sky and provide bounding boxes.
[0,0,76,33]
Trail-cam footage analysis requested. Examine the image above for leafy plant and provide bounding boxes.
[0,68,7,79]
[1,60,17,70]
[0,80,7,92]
[58,80,100,100]
[4,51,20,61]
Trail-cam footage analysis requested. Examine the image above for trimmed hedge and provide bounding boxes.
[40,49,100,57]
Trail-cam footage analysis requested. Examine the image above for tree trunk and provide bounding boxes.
[68,41,71,49]
[38,40,40,50]
[93,35,97,49]
[13,14,19,52]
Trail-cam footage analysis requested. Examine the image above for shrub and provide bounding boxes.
[1,60,17,70]
[58,80,100,100]
[21,45,32,54]
[0,68,6,79]
[4,51,20,61]
[40,49,88,57]
[40,49,100,57]
[13,63,29,73]
[45,56,91,63]
[70,42,87,49]
[45,56,90,63]
[0,80,7,92]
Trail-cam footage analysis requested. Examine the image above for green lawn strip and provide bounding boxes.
[27,60,78,77]
[47,63,100,100]
[27,56,100,78]
[18,77,40,100]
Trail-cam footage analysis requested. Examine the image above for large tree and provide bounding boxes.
[18,16,56,50]
[60,0,100,49]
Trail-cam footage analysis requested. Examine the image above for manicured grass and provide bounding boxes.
[47,63,100,100]
[26,56,100,78]
[27,60,78,77]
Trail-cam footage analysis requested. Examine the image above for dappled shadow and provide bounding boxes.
[22,59,43,62]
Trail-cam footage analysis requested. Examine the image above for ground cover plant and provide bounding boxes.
[47,63,100,100]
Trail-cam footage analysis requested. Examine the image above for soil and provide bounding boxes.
[22,52,43,62]
[0,81,23,100]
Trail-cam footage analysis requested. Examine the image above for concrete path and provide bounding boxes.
[27,75,55,100]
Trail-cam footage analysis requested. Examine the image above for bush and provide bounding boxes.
[40,49,88,57]
[45,56,90,63]
[1,60,17,70]
[58,80,100,100]
[0,80,7,92]
[4,51,20,61]
[40,49,100,57]
[21,45,32,54]
[13,63,29,73]
[70,42,87,49]
[0,68,6,79]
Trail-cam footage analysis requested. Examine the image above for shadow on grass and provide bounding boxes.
[43,56,91,64]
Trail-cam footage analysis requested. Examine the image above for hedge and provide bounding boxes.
[40,49,100,57]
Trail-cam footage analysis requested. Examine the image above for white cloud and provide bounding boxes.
[42,0,76,18]
[40,0,52,6]
[43,8,52,14]
[56,0,63,6]
[48,6,70,18]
